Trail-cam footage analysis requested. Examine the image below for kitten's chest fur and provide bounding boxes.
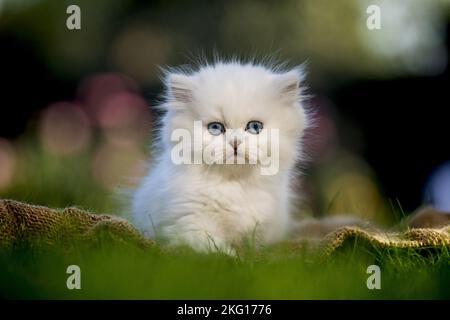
[162,166,292,243]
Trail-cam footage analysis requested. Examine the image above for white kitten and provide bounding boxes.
[132,61,309,253]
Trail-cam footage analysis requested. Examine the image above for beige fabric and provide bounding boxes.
[319,225,450,257]
[1,199,449,257]
[0,199,152,249]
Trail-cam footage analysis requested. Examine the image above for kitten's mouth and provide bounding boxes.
[225,151,251,164]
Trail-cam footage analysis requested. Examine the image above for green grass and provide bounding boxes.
[0,239,449,299]
[1,136,449,299]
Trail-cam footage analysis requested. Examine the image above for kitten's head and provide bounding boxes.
[160,61,309,177]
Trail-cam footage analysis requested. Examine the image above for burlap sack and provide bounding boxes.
[0,199,152,249]
[319,224,450,257]
[1,199,449,257]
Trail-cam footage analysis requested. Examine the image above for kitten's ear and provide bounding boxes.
[164,72,195,109]
[274,66,306,103]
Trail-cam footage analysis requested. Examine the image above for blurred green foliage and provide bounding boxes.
[2,0,449,88]
[1,240,449,299]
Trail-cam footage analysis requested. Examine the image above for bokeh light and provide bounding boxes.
[98,91,152,147]
[77,72,140,124]
[39,102,92,156]
[424,162,450,212]
[303,96,339,162]
[320,153,388,223]
[358,0,448,75]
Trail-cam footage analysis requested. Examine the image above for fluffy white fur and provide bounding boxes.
[132,61,309,253]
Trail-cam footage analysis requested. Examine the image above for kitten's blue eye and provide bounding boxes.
[207,122,225,136]
[246,121,263,134]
